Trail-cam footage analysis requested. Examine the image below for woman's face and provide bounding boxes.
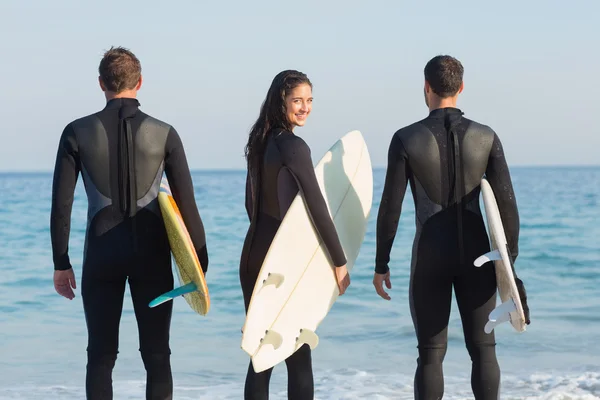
[284,83,313,130]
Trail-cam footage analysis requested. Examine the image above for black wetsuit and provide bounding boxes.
[375,108,521,400]
[240,129,347,400]
[50,98,208,400]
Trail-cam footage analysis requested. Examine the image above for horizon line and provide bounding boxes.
[0,164,598,175]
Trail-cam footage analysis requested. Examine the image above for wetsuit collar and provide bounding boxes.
[428,107,463,119]
[104,98,141,110]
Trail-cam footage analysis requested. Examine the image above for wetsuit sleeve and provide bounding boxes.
[375,133,410,274]
[280,136,347,267]
[50,124,80,271]
[164,127,209,273]
[485,133,520,262]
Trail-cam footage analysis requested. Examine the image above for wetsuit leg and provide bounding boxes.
[128,246,175,400]
[454,267,499,399]
[285,344,314,400]
[409,224,455,400]
[243,344,314,400]
[454,223,500,400]
[244,362,274,400]
[240,217,315,400]
[240,223,275,400]
[81,265,127,400]
[241,260,277,400]
[410,263,453,398]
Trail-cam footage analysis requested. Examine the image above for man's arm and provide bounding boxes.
[375,132,409,274]
[485,132,520,262]
[485,132,529,324]
[164,127,209,273]
[50,124,80,271]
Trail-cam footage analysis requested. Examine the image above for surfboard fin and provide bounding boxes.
[489,298,517,321]
[260,330,283,350]
[148,282,197,308]
[295,329,319,350]
[484,312,511,334]
[474,250,502,267]
[484,299,517,333]
[261,273,285,289]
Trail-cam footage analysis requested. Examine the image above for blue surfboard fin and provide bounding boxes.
[148,282,197,308]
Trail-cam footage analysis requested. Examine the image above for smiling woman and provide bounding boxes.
[238,70,350,399]
[284,82,313,127]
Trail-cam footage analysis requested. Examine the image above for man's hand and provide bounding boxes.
[373,271,392,300]
[515,277,530,325]
[54,269,77,300]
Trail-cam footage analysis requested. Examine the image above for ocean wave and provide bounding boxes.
[1,370,598,400]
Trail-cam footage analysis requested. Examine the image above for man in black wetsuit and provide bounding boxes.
[373,55,530,399]
[50,46,209,400]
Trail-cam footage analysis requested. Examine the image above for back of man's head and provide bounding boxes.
[98,47,141,94]
[424,55,464,98]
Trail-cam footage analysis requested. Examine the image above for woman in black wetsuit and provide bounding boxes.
[239,70,350,399]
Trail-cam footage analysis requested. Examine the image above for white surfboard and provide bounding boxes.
[474,178,527,334]
[241,130,373,373]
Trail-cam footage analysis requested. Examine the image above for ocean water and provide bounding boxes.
[0,166,598,399]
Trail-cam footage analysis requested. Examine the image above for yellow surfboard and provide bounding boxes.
[148,177,210,316]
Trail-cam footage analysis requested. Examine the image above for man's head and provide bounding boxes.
[423,55,464,109]
[98,46,142,99]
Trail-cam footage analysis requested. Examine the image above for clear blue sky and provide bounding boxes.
[1,0,597,172]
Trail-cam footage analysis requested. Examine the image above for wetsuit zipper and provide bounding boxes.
[118,117,138,253]
[125,119,138,253]
[118,119,128,215]
[445,114,465,265]
[451,130,464,265]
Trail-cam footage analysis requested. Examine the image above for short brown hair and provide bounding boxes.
[98,46,141,93]
[424,55,464,98]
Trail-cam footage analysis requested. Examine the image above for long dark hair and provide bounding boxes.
[244,70,312,189]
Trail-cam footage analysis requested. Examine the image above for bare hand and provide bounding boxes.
[54,269,77,300]
[373,271,392,300]
[335,265,350,295]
